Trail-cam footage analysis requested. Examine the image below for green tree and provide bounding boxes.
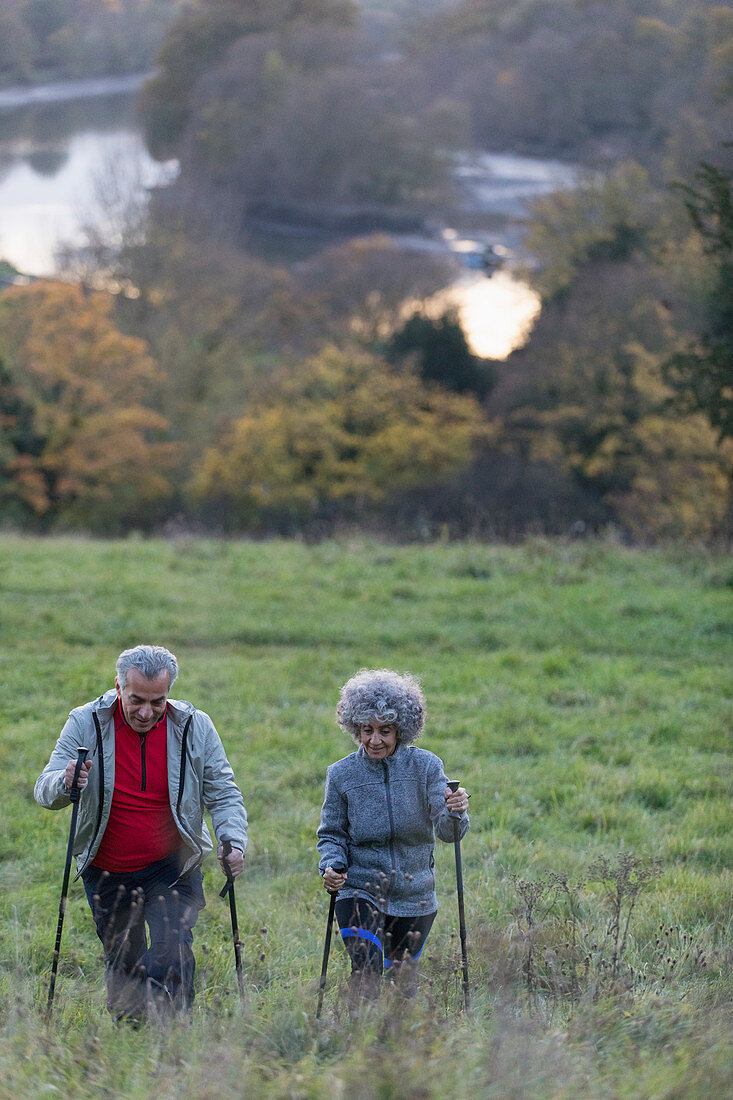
[164,26,450,223]
[665,160,733,443]
[387,309,495,397]
[524,162,668,302]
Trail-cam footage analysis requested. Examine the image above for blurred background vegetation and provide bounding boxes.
[0,0,731,542]
[0,0,185,83]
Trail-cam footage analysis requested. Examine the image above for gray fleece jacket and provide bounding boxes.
[34,689,247,880]
[317,743,469,916]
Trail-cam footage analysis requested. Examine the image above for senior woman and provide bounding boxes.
[317,668,469,1002]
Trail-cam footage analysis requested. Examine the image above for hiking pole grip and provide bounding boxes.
[46,745,89,1022]
[316,862,346,1020]
[447,779,471,1012]
[219,835,235,898]
[219,834,246,1006]
[68,745,89,803]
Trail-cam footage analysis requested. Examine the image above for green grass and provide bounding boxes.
[0,534,731,1098]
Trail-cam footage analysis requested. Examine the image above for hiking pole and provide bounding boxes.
[219,836,246,1008]
[46,746,89,1022]
[447,780,471,1012]
[315,862,346,1019]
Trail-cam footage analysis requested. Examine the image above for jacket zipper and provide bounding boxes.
[176,714,193,817]
[91,710,105,845]
[78,709,194,881]
[139,733,147,791]
[74,710,106,880]
[169,714,194,887]
[381,760,397,905]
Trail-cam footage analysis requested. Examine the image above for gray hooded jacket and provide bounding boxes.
[34,689,247,879]
[317,743,469,916]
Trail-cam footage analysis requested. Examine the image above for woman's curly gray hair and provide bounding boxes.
[337,669,425,745]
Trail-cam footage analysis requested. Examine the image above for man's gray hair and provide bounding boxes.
[116,645,179,690]
[337,668,425,745]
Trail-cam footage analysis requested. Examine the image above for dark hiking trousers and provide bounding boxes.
[82,853,205,1018]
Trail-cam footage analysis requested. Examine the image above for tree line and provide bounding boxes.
[490,160,733,543]
[0,0,731,541]
[408,0,733,172]
[0,0,183,86]
[139,0,733,237]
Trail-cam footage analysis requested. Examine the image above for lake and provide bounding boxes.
[0,79,579,358]
[0,77,177,277]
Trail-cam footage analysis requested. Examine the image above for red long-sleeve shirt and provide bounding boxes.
[92,702,181,872]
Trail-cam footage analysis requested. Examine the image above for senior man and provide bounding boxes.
[35,644,247,1020]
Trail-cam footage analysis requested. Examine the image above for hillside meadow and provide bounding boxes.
[0,534,730,1098]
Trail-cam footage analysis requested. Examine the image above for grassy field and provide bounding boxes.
[0,534,730,1099]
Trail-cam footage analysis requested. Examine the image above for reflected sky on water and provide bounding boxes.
[443,271,540,360]
[0,88,176,276]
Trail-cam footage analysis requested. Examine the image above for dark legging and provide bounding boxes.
[335,895,436,979]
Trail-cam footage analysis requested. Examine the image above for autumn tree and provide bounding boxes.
[492,164,733,541]
[189,345,488,529]
[0,281,174,531]
[289,236,453,347]
[115,225,291,462]
[664,160,733,443]
[522,162,669,303]
[509,338,733,542]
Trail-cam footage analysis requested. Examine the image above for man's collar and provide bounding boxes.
[114,698,168,736]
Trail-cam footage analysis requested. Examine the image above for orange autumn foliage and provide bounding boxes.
[0,281,174,530]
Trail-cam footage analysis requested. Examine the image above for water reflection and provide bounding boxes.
[444,271,540,360]
[0,90,140,155]
[0,92,176,275]
[421,269,540,361]
[455,151,581,217]
[26,149,68,177]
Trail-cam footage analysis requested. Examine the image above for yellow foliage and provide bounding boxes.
[190,346,488,516]
[515,337,733,541]
[599,413,733,541]
[0,281,174,527]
